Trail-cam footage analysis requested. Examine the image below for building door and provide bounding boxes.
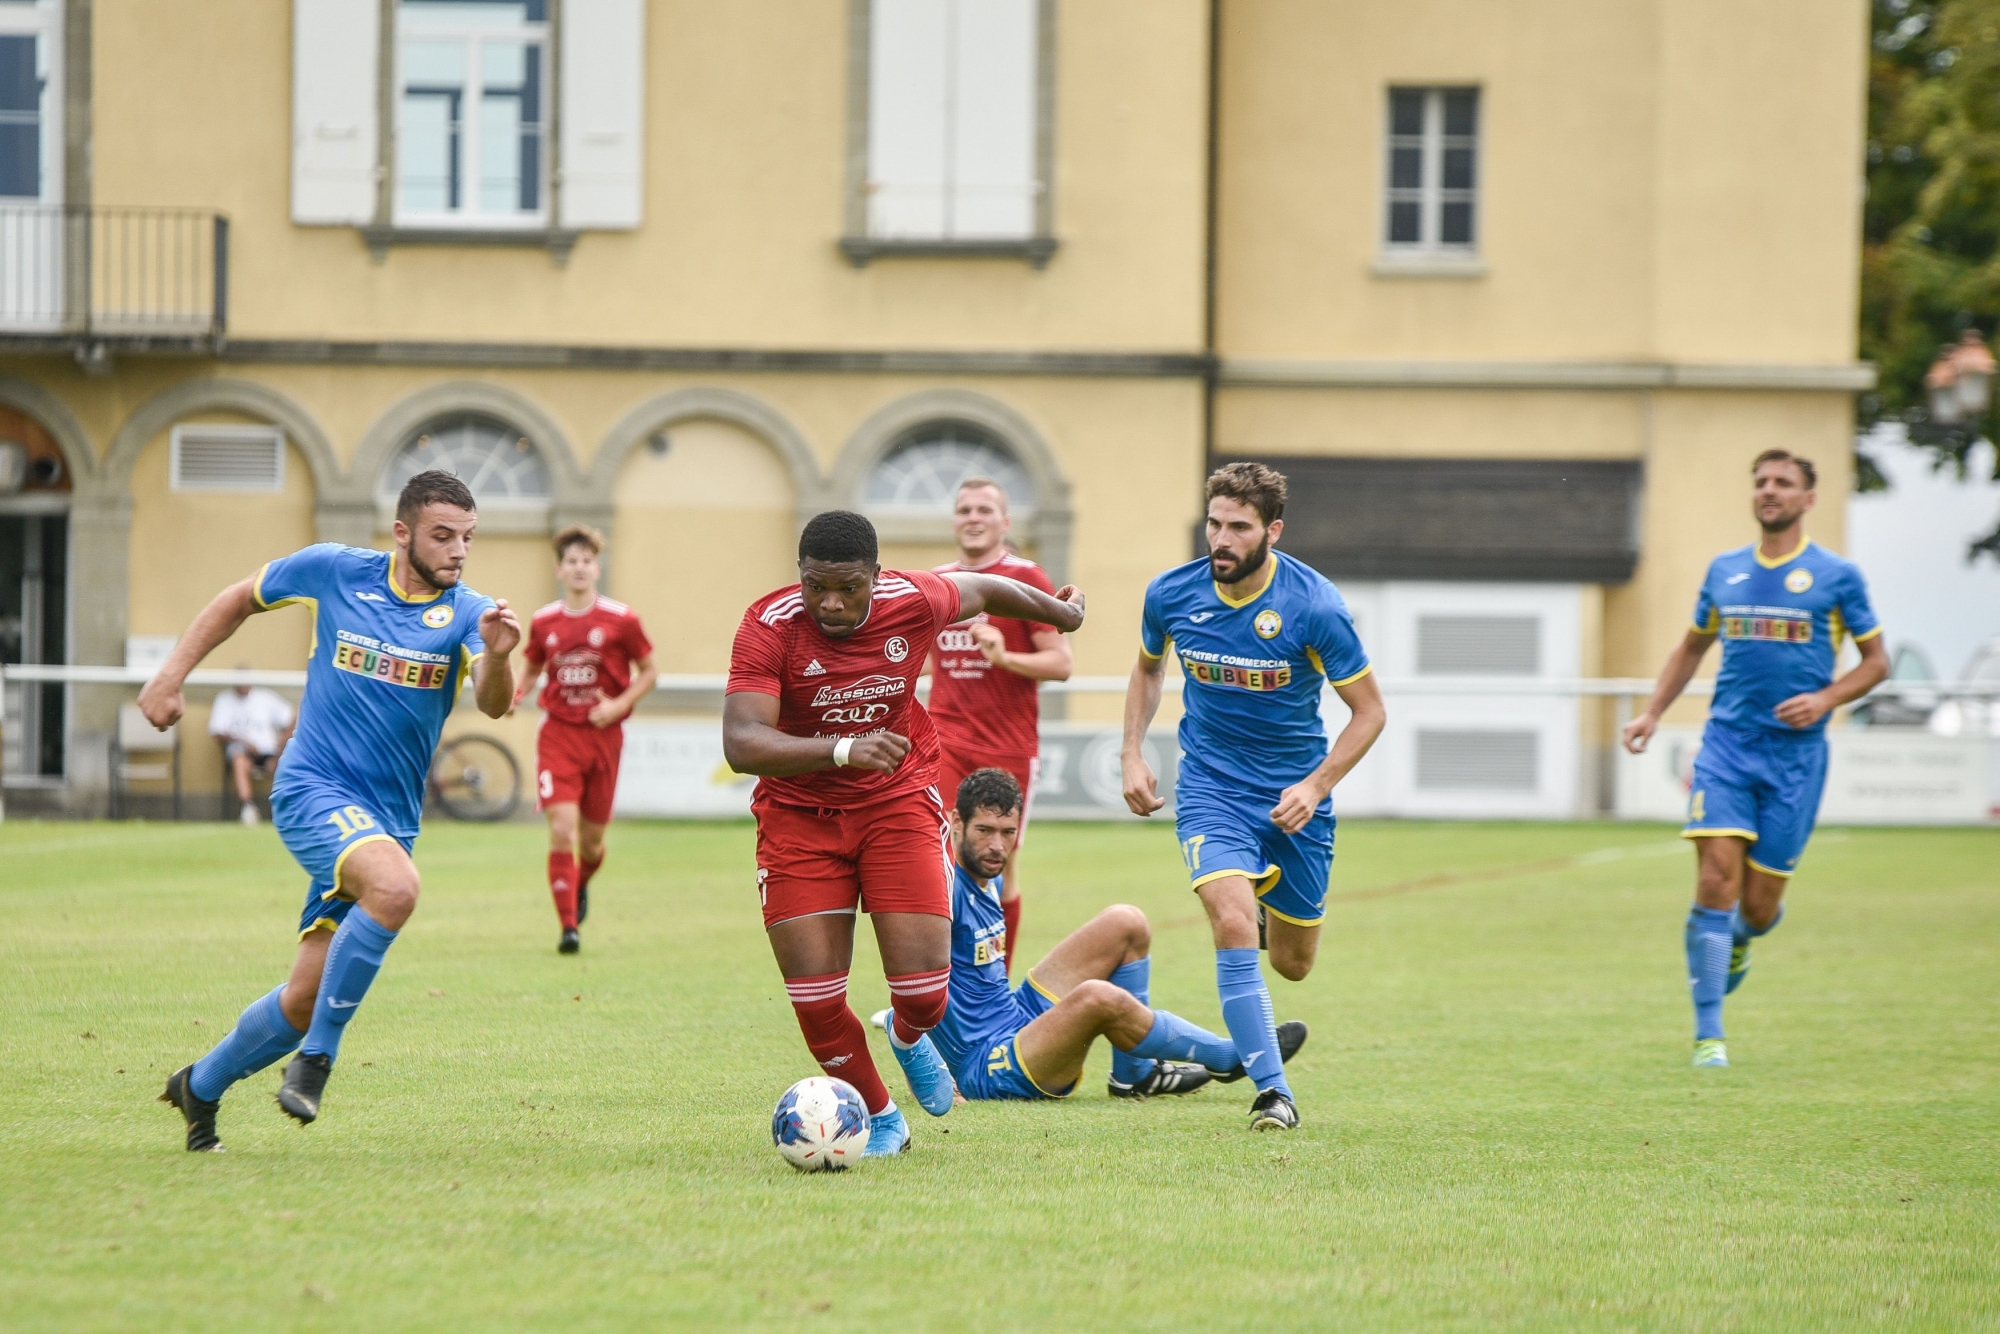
[0,0,62,331]
[0,402,71,781]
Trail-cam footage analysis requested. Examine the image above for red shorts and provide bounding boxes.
[937,744,1039,845]
[535,717,624,824]
[753,786,952,929]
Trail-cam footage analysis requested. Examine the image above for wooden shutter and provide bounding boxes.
[948,0,1036,237]
[559,0,646,230]
[291,0,379,225]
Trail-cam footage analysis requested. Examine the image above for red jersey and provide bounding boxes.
[727,569,964,811]
[523,596,654,726]
[927,552,1056,757]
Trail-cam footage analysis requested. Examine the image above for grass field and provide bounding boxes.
[0,817,1995,1332]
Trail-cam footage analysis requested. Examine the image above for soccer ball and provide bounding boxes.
[771,1076,871,1171]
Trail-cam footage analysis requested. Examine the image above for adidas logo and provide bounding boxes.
[803,659,827,677]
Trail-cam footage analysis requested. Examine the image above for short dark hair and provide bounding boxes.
[1206,461,1287,525]
[956,767,1023,821]
[1752,448,1817,490]
[396,469,476,524]
[799,510,879,565]
[554,525,604,559]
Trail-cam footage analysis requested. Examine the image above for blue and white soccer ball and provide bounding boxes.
[771,1076,871,1171]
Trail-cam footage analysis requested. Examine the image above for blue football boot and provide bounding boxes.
[863,1104,911,1157]
[890,1031,956,1117]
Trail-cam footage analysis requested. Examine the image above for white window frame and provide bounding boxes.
[169,424,287,494]
[393,1,550,230]
[1381,86,1480,263]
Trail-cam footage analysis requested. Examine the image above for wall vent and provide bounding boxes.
[171,425,285,493]
[1417,614,1540,675]
[1415,729,1539,791]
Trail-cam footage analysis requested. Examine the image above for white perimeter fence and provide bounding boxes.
[5,665,1996,825]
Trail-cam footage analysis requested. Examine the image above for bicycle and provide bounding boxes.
[427,733,523,822]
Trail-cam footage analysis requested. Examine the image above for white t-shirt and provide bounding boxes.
[208,687,294,756]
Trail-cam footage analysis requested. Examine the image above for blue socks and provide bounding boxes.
[1731,902,1784,944]
[1107,958,1155,1085]
[188,984,303,1102]
[1685,906,1733,1041]
[1130,1008,1240,1074]
[301,908,399,1065]
[1216,947,1290,1096]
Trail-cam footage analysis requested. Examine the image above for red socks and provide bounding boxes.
[580,851,604,890]
[547,850,578,929]
[885,967,951,1045]
[1001,895,1023,978]
[784,972,891,1113]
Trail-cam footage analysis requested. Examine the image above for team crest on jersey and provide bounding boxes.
[1254,609,1283,639]
[588,626,605,646]
[1785,568,1813,593]
[885,636,910,663]
[421,604,454,629]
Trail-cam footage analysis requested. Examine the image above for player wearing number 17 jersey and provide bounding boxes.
[1122,463,1386,1132]
[141,472,520,1150]
[724,511,1086,1157]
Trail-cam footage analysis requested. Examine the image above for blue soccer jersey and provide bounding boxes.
[255,544,494,839]
[1692,537,1880,736]
[931,862,1016,1076]
[1141,551,1371,792]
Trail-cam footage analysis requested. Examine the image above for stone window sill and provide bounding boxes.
[839,236,1058,269]
[360,225,581,266]
[1371,252,1488,279]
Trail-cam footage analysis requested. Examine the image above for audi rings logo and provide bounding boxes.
[884,636,910,663]
[821,702,892,725]
[937,628,979,653]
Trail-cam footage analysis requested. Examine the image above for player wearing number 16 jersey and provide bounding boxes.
[517,527,656,955]
[141,471,520,1150]
[724,511,1086,1157]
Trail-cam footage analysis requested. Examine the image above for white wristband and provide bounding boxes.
[832,736,855,767]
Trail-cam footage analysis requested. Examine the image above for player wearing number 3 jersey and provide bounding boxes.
[141,471,521,1150]
[724,510,1086,1158]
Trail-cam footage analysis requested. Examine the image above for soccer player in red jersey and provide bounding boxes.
[724,510,1085,1156]
[515,527,657,954]
[927,478,1072,975]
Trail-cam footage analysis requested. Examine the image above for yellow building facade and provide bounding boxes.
[0,0,1870,814]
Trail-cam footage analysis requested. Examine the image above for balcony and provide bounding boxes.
[0,206,228,362]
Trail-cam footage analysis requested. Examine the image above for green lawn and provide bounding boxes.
[0,817,1994,1332]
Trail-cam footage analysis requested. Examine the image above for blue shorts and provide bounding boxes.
[1174,786,1335,928]
[949,976,1075,1101]
[1683,722,1829,877]
[271,780,414,937]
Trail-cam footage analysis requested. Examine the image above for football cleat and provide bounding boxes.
[159,1065,224,1153]
[1248,1087,1300,1131]
[1692,1038,1730,1068]
[1108,1060,1212,1100]
[1214,1020,1308,1083]
[890,1032,956,1117]
[868,1007,891,1032]
[863,1105,911,1156]
[1726,938,1751,994]
[558,927,580,955]
[276,1052,332,1124]
[576,883,589,926]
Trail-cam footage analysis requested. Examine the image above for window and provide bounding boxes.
[380,415,551,506]
[0,0,57,202]
[396,1,547,225]
[1384,87,1478,254]
[170,425,286,493]
[864,423,1035,515]
[863,0,1043,242]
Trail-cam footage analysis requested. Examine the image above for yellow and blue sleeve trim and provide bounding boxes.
[1327,662,1373,688]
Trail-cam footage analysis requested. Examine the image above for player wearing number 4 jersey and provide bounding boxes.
[927,476,1072,977]
[142,472,521,1150]
[516,526,656,955]
[724,510,1086,1157]
[1624,449,1887,1068]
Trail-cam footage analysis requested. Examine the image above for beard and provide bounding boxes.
[1210,534,1271,584]
[957,847,1006,880]
[1757,507,1805,535]
[405,544,459,589]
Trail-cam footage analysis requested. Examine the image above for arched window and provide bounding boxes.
[863,422,1035,515]
[378,414,552,507]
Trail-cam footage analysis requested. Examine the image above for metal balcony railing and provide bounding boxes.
[0,205,228,343]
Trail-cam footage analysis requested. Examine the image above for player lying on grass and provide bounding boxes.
[513,526,657,955]
[1623,448,1887,1068]
[874,767,1306,1102]
[723,511,1086,1156]
[144,470,519,1150]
